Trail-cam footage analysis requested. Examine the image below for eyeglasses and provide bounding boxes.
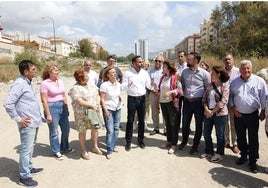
[179,56,184,57]
[155,60,162,63]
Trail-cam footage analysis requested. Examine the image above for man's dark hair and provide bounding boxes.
[132,55,141,64]
[223,53,233,59]
[189,52,201,63]
[107,55,114,61]
[178,50,187,56]
[19,60,35,75]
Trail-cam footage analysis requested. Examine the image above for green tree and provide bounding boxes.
[205,2,268,58]
[117,56,126,62]
[78,38,94,58]
[126,53,135,62]
[14,49,41,70]
[69,51,82,58]
[236,2,268,57]
[99,47,109,61]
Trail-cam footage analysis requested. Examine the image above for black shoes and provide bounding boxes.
[250,164,258,174]
[125,141,145,151]
[30,168,43,175]
[178,141,187,150]
[150,129,159,135]
[190,145,198,155]
[138,141,145,149]
[61,148,75,154]
[125,143,131,152]
[19,177,38,187]
[236,157,248,165]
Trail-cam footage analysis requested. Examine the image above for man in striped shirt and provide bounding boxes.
[4,60,43,187]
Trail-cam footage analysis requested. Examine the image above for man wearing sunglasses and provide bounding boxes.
[149,55,164,136]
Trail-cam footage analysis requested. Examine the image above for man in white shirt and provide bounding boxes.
[83,60,98,85]
[176,51,188,134]
[149,55,164,135]
[121,55,152,151]
[223,53,240,154]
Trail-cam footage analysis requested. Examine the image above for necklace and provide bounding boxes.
[163,76,170,83]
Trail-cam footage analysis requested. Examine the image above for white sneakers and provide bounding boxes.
[210,154,223,163]
[54,152,64,161]
[168,146,177,154]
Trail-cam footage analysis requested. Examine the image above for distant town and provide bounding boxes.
[0,16,213,62]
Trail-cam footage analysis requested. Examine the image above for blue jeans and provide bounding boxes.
[204,115,227,155]
[19,126,38,179]
[47,101,70,154]
[105,109,121,154]
[182,99,204,146]
[125,95,145,144]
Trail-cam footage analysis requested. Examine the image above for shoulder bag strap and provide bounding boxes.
[212,82,222,101]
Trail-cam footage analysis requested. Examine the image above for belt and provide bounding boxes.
[185,97,202,102]
[128,95,145,100]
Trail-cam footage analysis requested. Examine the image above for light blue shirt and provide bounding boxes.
[227,66,240,83]
[176,62,187,77]
[181,67,211,99]
[3,75,42,128]
[229,74,267,114]
[148,67,163,91]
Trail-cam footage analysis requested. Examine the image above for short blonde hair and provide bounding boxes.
[41,62,59,80]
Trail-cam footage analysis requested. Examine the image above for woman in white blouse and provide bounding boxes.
[100,66,122,159]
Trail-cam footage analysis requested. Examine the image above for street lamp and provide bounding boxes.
[42,16,56,54]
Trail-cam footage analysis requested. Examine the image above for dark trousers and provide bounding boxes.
[125,95,145,144]
[175,96,184,130]
[160,101,179,146]
[182,99,204,146]
[234,110,259,165]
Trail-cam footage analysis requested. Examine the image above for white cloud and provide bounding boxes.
[0,1,220,56]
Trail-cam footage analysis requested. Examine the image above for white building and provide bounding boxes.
[134,39,148,62]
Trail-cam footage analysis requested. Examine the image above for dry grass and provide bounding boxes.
[0,56,267,83]
[201,56,268,73]
[0,63,19,82]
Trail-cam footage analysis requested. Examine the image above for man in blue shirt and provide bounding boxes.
[178,52,211,155]
[4,60,43,187]
[229,60,267,173]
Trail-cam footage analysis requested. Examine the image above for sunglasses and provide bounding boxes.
[155,60,162,63]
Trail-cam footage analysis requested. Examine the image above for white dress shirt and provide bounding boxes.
[121,67,152,96]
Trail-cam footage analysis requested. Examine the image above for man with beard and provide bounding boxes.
[122,55,153,151]
[178,52,211,155]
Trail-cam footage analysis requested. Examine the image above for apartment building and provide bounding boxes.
[200,18,216,51]
[175,34,200,55]
[134,39,148,62]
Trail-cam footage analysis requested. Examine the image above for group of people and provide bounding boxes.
[3,52,268,186]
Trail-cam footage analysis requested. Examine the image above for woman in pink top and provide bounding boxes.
[40,63,74,160]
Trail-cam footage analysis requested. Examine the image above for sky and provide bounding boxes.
[0,1,221,57]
